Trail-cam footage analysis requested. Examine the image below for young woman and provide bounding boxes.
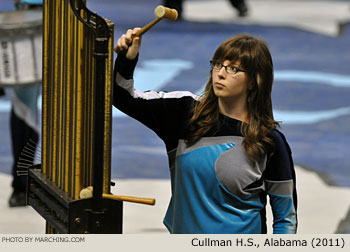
[113,28,297,234]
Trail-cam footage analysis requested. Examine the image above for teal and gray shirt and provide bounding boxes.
[113,54,297,234]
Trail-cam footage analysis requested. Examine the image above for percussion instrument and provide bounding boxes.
[26,0,174,234]
[0,9,42,87]
[27,0,121,234]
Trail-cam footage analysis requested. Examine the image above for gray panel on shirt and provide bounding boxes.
[175,136,267,199]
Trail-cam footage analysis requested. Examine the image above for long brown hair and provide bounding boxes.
[186,34,279,163]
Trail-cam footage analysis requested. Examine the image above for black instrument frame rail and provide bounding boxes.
[27,165,123,234]
[69,0,112,212]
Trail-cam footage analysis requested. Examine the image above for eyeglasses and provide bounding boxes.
[210,61,245,75]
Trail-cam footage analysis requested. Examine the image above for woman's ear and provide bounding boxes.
[256,73,262,89]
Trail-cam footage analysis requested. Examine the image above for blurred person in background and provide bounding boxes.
[163,0,248,19]
[7,0,42,207]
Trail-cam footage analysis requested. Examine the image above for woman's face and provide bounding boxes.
[211,60,249,102]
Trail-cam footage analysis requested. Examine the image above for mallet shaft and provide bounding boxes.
[79,186,156,206]
[135,17,162,37]
[102,193,156,206]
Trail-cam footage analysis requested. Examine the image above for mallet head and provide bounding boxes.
[79,186,93,199]
[154,5,178,21]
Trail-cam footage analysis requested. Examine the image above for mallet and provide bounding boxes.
[113,5,178,52]
[79,186,156,206]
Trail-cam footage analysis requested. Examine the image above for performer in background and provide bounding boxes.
[113,28,297,233]
[8,0,42,207]
[163,0,248,19]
